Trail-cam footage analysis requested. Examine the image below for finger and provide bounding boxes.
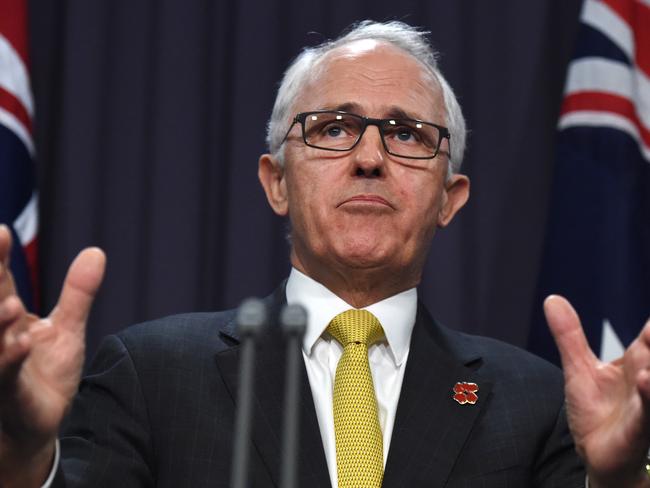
[0,331,30,383]
[0,266,18,303]
[0,296,30,389]
[0,296,27,345]
[638,317,650,348]
[0,224,11,266]
[50,248,106,333]
[624,318,650,388]
[544,295,598,374]
[635,368,650,441]
[0,224,17,299]
[637,368,650,408]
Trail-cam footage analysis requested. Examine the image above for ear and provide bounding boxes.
[437,174,470,227]
[258,153,289,216]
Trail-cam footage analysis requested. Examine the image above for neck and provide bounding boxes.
[290,249,421,308]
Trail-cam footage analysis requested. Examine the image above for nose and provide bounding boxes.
[352,125,386,178]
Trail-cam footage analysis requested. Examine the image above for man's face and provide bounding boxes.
[259,41,469,299]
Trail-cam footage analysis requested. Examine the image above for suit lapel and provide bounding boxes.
[382,303,493,487]
[214,286,330,487]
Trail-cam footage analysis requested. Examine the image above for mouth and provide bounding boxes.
[338,194,395,210]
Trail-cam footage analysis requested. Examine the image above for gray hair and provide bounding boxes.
[265,20,467,174]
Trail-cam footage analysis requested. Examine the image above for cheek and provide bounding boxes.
[286,170,329,228]
[400,180,443,234]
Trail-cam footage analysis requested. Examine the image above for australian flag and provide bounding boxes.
[528,0,650,364]
[0,0,39,311]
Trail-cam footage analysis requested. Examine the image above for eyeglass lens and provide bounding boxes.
[302,112,441,158]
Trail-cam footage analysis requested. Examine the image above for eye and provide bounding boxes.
[395,128,418,142]
[325,124,345,138]
[384,119,438,150]
[387,124,422,144]
[303,112,362,148]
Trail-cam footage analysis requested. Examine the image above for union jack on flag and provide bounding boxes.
[529,0,650,364]
[0,0,38,311]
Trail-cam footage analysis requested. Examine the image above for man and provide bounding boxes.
[1,20,650,487]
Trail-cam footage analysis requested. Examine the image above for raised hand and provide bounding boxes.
[545,295,650,488]
[0,224,105,487]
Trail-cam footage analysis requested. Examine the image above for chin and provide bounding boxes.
[334,246,395,270]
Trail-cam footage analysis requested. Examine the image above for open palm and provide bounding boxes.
[0,225,105,484]
[545,296,650,487]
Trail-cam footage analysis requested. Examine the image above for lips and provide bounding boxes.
[338,194,394,209]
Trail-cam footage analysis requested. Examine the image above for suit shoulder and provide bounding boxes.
[105,309,239,362]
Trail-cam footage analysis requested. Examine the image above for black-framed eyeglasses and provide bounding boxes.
[280,110,451,160]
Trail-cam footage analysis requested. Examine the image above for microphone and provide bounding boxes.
[230,298,267,488]
[279,304,307,488]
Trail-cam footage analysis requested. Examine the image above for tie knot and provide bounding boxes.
[327,309,384,346]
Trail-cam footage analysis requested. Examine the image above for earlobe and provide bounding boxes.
[437,174,470,227]
[258,154,289,216]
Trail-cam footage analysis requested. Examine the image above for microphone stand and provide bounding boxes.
[279,304,307,488]
[230,298,267,488]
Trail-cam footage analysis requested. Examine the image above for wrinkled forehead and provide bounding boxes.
[298,40,444,119]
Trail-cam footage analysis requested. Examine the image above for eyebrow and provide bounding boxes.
[321,103,427,122]
[327,102,361,113]
[385,106,419,121]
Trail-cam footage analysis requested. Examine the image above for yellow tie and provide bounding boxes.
[327,309,384,488]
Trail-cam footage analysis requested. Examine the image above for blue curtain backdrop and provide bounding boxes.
[28,0,583,359]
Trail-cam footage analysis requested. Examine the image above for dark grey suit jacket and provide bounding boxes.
[53,286,585,487]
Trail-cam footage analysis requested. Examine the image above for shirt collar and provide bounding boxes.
[285,267,417,366]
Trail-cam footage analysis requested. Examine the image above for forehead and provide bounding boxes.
[298,41,444,122]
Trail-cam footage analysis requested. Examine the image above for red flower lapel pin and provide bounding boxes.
[453,382,479,405]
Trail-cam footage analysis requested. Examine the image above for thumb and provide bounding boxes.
[544,295,597,375]
[50,248,106,332]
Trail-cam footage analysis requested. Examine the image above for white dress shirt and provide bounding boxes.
[286,267,417,488]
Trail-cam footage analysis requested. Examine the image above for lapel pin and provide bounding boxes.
[453,382,478,405]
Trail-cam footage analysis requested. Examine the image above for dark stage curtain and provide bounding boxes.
[28,0,583,358]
